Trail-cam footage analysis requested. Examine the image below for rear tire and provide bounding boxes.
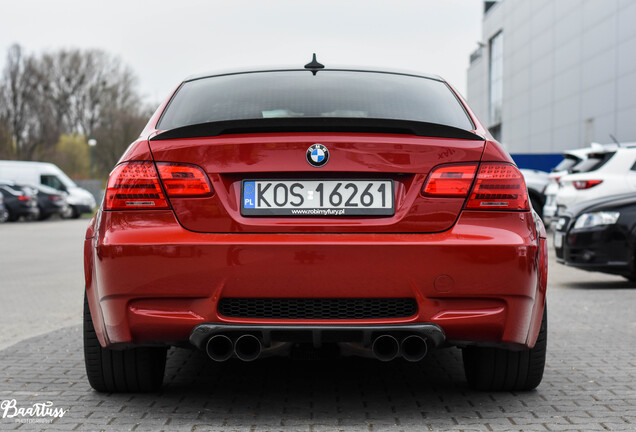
[83,293,167,392]
[462,306,547,391]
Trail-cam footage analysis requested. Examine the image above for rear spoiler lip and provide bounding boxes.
[150,118,485,142]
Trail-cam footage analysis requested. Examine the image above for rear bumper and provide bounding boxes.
[85,210,547,351]
[39,202,68,217]
[557,225,634,276]
[8,202,39,217]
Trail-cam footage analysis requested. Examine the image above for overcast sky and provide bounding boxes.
[0,0,483,105]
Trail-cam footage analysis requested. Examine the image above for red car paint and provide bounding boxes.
[84,69,547,358]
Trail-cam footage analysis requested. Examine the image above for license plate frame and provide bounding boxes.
[240,179,395,217]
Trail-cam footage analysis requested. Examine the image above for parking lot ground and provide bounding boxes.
[0,218,85,350]
[0,221,635,431]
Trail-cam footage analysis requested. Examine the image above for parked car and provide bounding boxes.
[520,169,549,219]
[0,193,8,223]
[554,144,636,217]
[543,144,617,224]
[0,161,96,218]
[0,183,39,221]
[83,60,548,393]
[0,181,70,220]
[554,192,636,280]
[30,183,71,220]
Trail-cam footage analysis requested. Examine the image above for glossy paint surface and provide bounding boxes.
[84,70,547,353]
[85,209,545,349]
[149,133,485,233]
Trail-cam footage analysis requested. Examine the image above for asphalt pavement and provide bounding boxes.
[0,219,635,431]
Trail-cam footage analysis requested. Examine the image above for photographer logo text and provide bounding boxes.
[1,399,67,423]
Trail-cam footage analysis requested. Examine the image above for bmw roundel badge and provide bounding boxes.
[306,144,329,167]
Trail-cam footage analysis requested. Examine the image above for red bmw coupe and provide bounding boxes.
[83,57,548,393]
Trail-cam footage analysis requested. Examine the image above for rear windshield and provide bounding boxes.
[552,155,581,172]
[571,152,615,173]
[158,70,474,131]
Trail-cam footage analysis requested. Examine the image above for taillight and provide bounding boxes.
[573,180,602,190]
[18,195,30,202]
[422,163,478,196]
[156,163,212,197]
[465,162,529,210]
[104,162,169,210]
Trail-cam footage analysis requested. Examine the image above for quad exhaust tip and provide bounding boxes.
[372,334,428,362]
[372,335,400,361]
[234,334,262,362]
[206,334,234,362]
[205,332,429,363]
[400,335,428,362]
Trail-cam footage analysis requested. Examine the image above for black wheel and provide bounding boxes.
[7,209,18,222]
[462,306,547,391]
[83,293,167,392]
[62,206,81,219]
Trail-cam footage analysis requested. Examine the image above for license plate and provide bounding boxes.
[241,179,394,216]
[554,232,563,249]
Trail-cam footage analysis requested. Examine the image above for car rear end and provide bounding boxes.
[555,195,636,278]
[543,149,589,224]
[31,184,70,220]
[0,183,40,221]
[84,67,547,392]
[555,149,625,213]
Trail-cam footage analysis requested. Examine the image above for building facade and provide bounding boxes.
[467,0,636,171]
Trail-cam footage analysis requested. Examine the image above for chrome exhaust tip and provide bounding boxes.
[371,335,400,361]
[400,335,428,362]
[234,334,262,362]
[205,334,234,362]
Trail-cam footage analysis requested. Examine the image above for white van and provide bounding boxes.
[0,161,96,218]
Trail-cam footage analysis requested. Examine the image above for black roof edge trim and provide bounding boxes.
[151,118,484,141]
[183,68,443,83]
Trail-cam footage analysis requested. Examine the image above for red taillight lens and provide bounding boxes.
[422,163,478,196]
[465,162,529,210]
[104,162,169,210]
[156,163,212,197]
[18,195,30,201]
[573,180,602,190]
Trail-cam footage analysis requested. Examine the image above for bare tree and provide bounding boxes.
[0,44,149,174]
[39,49,132,138]
[0,44,44,159]
[0,116,11,159]
[93,100,150,177]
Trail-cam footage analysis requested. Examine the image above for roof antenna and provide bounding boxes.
[609,133,621,146]
[304,53,324,75]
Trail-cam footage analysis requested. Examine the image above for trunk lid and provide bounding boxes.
[148,132,485,233]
